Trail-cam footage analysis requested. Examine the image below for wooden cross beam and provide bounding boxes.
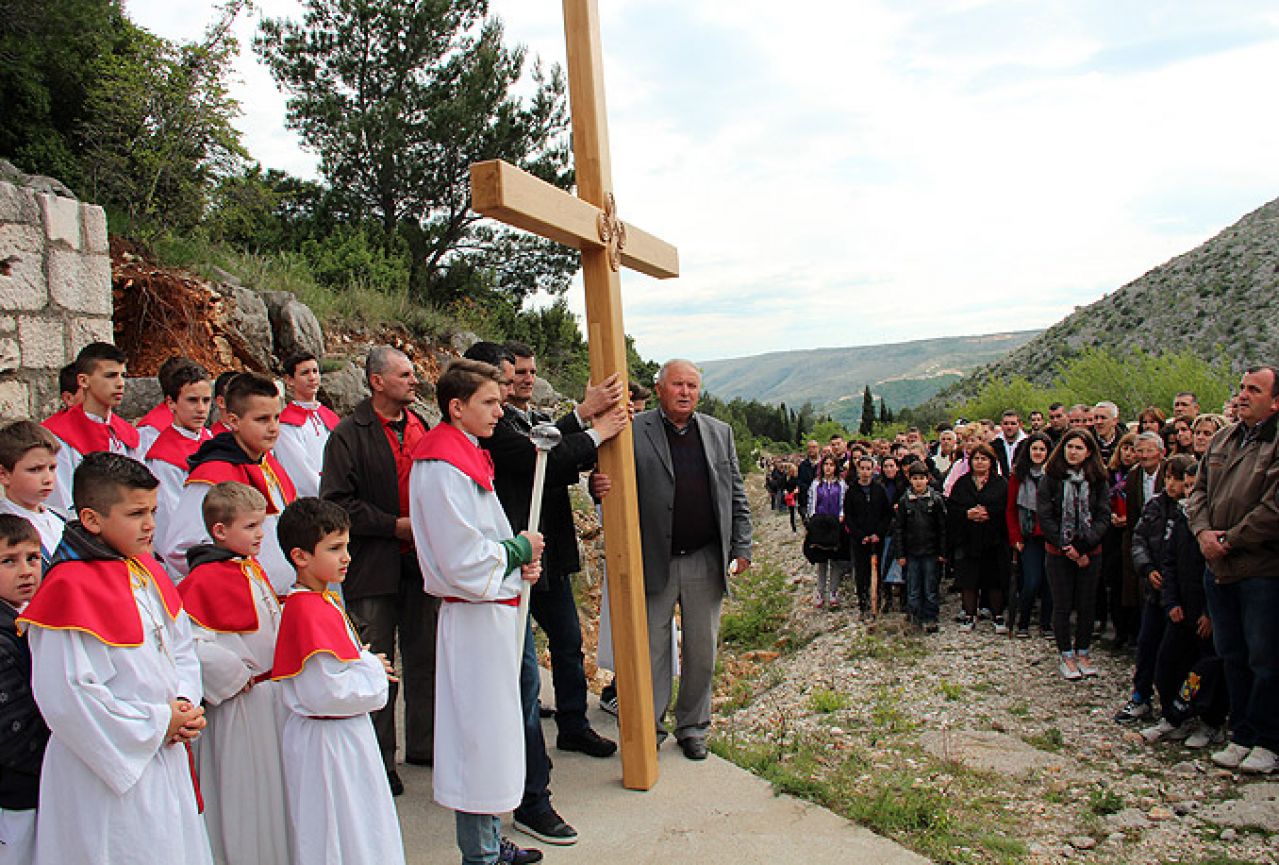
[469,0,678,791]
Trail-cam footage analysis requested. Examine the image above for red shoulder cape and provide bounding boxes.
[136,402,173,432]
[271,591,360,680]
[18,555,181,646]
[280,402,340,431]
[186,454,297,514]
[178,558,266,633]
[145,425,212,470]
[208,420,229,437]
[411,422,495,491]
[43,404,141,454]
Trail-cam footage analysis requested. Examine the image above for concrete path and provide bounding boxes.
[394,687,928,865]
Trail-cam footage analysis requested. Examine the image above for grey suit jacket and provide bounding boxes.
[632,409,753,595]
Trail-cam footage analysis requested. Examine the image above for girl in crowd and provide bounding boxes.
[1137,407,1166,435]
[879,456,903,505]
[804,456,848,609]
[947,443,1011,633]
[1038,429,1112,680]
[1103,431,1140,647]
[783,462,801,532]
[1168,417,1195,455]
[1007,433,1053,638]
[1191,414,1225,459]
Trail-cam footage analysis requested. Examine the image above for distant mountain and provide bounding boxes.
[931,195,1279,407]
[698,331,1041,424]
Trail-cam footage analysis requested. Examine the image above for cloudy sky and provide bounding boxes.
[126,0,1279,363]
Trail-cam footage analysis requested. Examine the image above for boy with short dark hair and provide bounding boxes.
[18,452,212,864]
[208,371,241,437]
[275,352,338,498]
[56,363,80,412]
[41,342,140,516]
[0,515,50,865]
[135,356,188,453]
[179,482,289,865]
[892,461,948,631]
[0,422,66,571]
[143,359,214,520]
[157,372,298,592]
[272,497,404,865]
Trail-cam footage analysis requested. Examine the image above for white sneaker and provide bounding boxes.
[1184,725,1226,750]
[1239,746,1278,774]
[1211,742,1253,769]
[1166,718,1199,742]
[1140,719,1177,743]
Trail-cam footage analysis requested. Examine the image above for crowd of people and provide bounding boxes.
[0,340,755,865]
[769,373,1278,776]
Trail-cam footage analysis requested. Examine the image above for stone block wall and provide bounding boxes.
[0,180,114,421]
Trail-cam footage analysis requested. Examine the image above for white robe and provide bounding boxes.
[137,424,162,456]
[0,500,64,565]
[410,457,524,814]
[145,425,208,524]
[273,408,330,499]
[190,570,290,865]
[47,413,139,518]
[278,611,402,865]
[27,578,213,865]
[156,480,293,594]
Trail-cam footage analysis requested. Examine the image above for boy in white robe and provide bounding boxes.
[179,482,288,865]
[0,423,66,572]
[274,352,339,499]
[156,373,298,592]
[273,497,403,865]
[143,359,213,522]
[41,342,140,517]
[410,359,544,865]
[18,452,213,865]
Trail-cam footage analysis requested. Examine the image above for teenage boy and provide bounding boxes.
[56,363,80,413]
[18,452,212,865]
[158,373,298,592]
[410,359,546,865]
[179,482,288,865]
[275,352,339,498]
[273,497,404,865]
[143,359,214,520]
[208,371,240,437]
[135,356,188,454]
[42,342,139,516]
[892,461,948,632]
[0,515,50,865]
[0,422,66,570]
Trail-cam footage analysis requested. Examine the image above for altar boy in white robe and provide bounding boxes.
[273,352,339,499]
[272,497,403,865]
[18,452,213,865]
[410,359,544,865]
[178,482,288,865]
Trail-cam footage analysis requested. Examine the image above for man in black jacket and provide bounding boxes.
[795,439,821,525]
[320,346,433,795]
[843,456,893,614]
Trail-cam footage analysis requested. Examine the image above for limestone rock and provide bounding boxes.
[120,378,163,422]
[1105,808,1150,831]
[262,290,325,364]
[221,285,274,370]
[449,330,479,354]
[317,362,370,418]
[1201,782,1279,830]
[1069,836,1096,851]
[918,729,1075,777]
[0,160,75,199]
[532,376,564,409]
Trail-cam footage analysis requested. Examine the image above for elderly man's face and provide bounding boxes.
[1068,407,1089,428]
[655,362,701,424]
[1134,439,1162,472]
[372,354,418,406]
[1236,370,1279,427]
[939,431,957,454]
[806,440,820,459]
[1093,408,1117,438]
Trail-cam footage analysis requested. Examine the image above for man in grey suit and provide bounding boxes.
[632,359,752,760]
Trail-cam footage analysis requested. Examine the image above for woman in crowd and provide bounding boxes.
[783,462,801,532]
[1191,414,1225,460]
[1102,431,1140,647]
[1007,433,1053,638]
[1168,417,1195,455]
[879,456,903,505]
[1137,407,1166,435]
[947,442,1011,634]
[804,456,848,609]
[1038,429,1112,680]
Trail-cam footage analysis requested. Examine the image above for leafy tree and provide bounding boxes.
[256,0,577,305]
[859,385,875,436]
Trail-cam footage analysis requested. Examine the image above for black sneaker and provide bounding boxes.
[386,769,404,797]
[557,727,617,758]
[513,806,578,846]
[499,836,543,864]
[1113,698,1153,724]
[599,683,618,717]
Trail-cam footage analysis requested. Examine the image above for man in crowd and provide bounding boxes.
[1028,410,1046,434]
[632,359,752,760]
[795,439,822,525]
[829,435,849,473]
[320,346,433,795]
[1188,365,1279,775]
[1172,391,1201,424]
[1068,403,1092,429]
[992,409,1026,477]
[1093,401,1122,463]
[1046,402,1070,445]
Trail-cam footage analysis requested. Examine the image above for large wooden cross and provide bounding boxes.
[469,0,677,791]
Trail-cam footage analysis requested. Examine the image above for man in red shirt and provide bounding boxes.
[319,346,432,796]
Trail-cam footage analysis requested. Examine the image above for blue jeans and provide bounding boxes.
[519,616,551,815]
[1016,538,1051,630]
[1204,573,1279,751]
[455,811,500,865]
[905,556,941,624]
[528,573,590,736]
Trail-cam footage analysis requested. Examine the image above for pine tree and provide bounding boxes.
[859,386,875,436]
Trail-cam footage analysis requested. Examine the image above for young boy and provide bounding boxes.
[17,452,212,865]
[179,482,289,865]
[0,515,50,865]
[55,363,80,413]
[157,372,298,592]
[135,356,195,454]
[207,371,241,437]
[892,461,947,632]
[0,422,66,571]
[274,352,339,498]
[410,359,544,865]
[143,359,214,520]
[41,342,140,517]
[272,497,403,865]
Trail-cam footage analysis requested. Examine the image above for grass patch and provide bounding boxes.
[869,686,917,736]
[1088,785,1124,816]
[721,679,754,714]
[808,687,850,714]
[847,631,928,665]
[1008,703,1030,718]
[1024,727,1064,752]
[1162,859,1257,865]
[720,563,792,650]
[938,679,965,701]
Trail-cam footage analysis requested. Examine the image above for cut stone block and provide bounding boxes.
[38,193,81,249]
[48,250,112,315]
[82,204,109,254]
[0,338,19,374]
[18,316,67,369]
[0,181,40,225]
[0,380,31,421]
[0,224,48,310]
[70,317,115,352]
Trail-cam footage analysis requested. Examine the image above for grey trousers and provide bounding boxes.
[648,545,724,743]
[346,555,440,770]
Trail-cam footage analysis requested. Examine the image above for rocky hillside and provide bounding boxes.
[936,195,1279,406]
